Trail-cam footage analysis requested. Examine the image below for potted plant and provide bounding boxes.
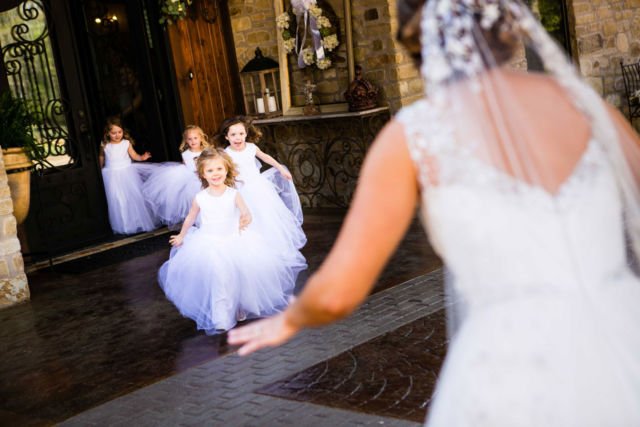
[0,90,44,224]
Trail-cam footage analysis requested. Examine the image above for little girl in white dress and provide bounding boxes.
[99,117,160,235]
[143,125,209,226]
[217,117,307,279]
[158,148,297,334]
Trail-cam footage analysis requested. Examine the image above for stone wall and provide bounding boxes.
[351,0,422,112]
[569,0,640,111]
[0,150,29,309]
[228,0,279,74]
[228,0,419,114]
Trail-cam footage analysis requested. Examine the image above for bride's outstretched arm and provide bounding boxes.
[228,120,420,355]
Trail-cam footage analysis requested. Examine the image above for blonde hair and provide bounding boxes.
[102,116,135,146]
[179,125,210,152]
[196,147,238,188]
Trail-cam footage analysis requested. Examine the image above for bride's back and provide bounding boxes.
[458,70,594,195]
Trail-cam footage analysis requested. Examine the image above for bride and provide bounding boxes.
[230,0,640,425]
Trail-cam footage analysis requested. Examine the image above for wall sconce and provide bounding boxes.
[240,48,281,117]
[92,10,119,35]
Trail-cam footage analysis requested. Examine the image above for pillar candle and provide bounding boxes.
[256,98,265,114]
[267,95,277,112]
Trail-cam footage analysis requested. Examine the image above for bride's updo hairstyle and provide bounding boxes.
[396,0,521,68]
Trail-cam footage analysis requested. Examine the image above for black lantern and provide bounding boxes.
[240,48,281,117]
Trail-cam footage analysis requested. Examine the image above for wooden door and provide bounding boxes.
[166,0,243,138]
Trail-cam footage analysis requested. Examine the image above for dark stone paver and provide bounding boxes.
[257,309,448,422]
[61,270,445,427]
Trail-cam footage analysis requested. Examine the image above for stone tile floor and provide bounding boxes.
[0,209,444,426]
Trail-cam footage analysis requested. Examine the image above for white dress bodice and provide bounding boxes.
[225,143,261,181]
[181,150,201,173]
[103,140,132,170]
[398,100,629,310]
[194,187,239,239]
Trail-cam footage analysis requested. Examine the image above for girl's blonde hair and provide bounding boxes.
[196,147,238,188]
[102,116,135,146]
[213,115,263,147]
[179,125,210,152]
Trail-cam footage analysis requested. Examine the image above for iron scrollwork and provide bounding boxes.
[258,109,391,208]
[1,0,75,170]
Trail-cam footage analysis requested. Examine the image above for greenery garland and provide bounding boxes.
[159,0,192,25]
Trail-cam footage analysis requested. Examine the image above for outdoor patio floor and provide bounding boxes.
[0,209,443,426]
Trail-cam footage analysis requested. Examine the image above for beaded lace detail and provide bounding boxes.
[398,99,605,214]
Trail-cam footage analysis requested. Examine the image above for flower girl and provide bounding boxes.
[144,125,209,226]
[158,148,298,333]
[99,117,159,234]
[217,117,307,278]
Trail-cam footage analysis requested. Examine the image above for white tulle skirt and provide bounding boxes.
[238,174,307,274]
[158,225,296,334]
[262,167,304,226]
[102,163,161,235]
[143,162,202,226]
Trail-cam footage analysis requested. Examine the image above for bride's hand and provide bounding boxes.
[228,312,300,356]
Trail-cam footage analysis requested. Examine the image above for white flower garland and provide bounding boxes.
[277,0,339,70]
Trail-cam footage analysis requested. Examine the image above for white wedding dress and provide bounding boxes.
[398,99,640,426]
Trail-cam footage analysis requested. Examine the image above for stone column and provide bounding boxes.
[0,149,29,308]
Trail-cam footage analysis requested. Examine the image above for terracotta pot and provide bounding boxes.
[2,147,33,224]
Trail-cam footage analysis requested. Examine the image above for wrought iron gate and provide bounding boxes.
[1,0,111,256]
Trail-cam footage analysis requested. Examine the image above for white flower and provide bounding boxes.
[436,0,452,16]
[322,34,338,51]
[426,53,452,83]
[283,38,296,53]
[316,57,332,70]
[316,16,331,29]
[481,4,500,29]
[446,38,468,57]
[302,47,315,65]
[309,5,322,18]
[276,13,290,30]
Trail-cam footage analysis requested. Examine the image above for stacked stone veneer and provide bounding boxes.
[228,0,421,113]
[229,0,279,75]
[0,150,29,308]
[569,0,640,111]
[350,0,422,112]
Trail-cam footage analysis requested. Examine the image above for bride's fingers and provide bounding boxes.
[228,322,265,345]
[238,339,269,356]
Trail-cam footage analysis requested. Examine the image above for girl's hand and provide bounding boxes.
[228,312,300,356]
[239,211,252,230]
[141,151,152,161]
[278,167,293,181]
[169,234,184,247]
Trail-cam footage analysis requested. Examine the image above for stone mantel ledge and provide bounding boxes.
[253,106,390,125]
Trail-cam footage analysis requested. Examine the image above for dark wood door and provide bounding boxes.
[166,0,243,138]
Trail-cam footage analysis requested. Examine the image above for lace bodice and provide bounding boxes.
[103,140,132,169]
[397,100,629,309]
[181,150,201,172]
[195,187,239,238]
